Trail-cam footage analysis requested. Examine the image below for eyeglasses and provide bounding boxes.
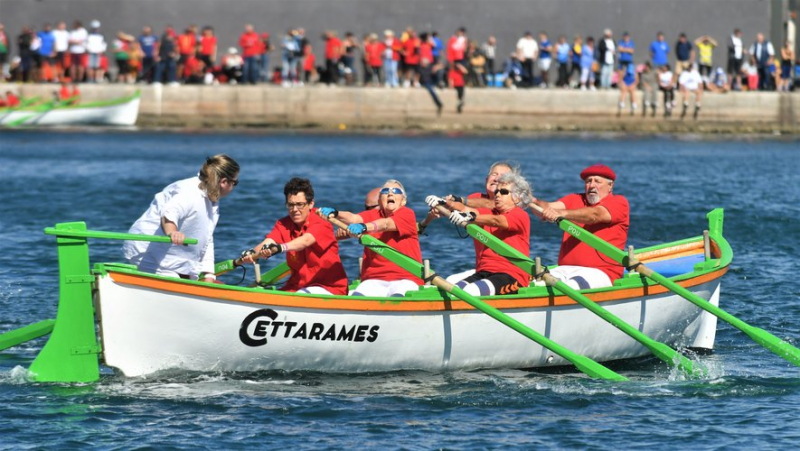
[286,202,309,210]
[364,204,379,210]
[379,187,404,196]
[494,188,511,196]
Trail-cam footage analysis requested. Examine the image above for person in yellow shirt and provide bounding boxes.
[694,35,718,87]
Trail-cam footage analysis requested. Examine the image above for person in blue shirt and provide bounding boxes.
[37,23,56,82]
[555,35,570,87]
[580,36,595,90]
[617,62,638,117]
[650,32,669,68]
[137,26,159,83]
[538,32,552,87]
[674,32,694,75]
[617,32,634,71]
[431,31,444,87]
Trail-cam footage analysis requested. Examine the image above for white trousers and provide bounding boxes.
[445,269,476,284]
[548,265,612,290]
[352,279,419,297]
[297,286,334,295]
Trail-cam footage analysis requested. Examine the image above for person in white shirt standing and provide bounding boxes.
[122,155,240,282]
[68,20,87,82]
[516,31,538,87]
[52,21,69,82]
[86,20,107,82]
[598,28,615,89]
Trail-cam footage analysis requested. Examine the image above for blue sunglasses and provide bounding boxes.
[379,187,404,196]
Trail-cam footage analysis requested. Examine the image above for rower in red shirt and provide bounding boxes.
[319,179,423,297]
[431,172,534,296]
[531,164,630,289]
[246,177,348,296]
[421,161,520,284]
[4,91,20,107]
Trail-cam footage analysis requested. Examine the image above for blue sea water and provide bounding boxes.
[0,130,799,449]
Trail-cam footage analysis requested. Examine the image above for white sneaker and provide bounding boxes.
[580,86,587,91]
[590,85,597,91]
[167,81,180,87]
[282,81,291,87]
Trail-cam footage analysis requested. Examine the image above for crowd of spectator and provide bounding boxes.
[0,19,796,97]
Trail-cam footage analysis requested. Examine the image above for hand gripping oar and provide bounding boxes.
[464,223,704,376]
[529,203,800,368]
[323,213,627,381]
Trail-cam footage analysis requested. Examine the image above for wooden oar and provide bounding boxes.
[463,223,704,376]
[323,214,628,381]
[529,203,800,368]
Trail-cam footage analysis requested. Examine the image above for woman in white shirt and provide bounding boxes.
[122,154,240,282]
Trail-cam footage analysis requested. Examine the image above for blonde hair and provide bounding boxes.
[199,154,239,202]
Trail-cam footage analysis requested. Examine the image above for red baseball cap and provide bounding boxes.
[580,164,616,181]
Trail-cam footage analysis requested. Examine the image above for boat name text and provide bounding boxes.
[239,308,380,347]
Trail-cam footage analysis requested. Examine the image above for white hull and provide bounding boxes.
[0,95,139,126]
[96,270,723,377]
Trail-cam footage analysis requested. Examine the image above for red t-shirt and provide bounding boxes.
[557,193,630,281]
[239,31,261,57]
[177,33,196,56]
[419,42,433,65]
[365,42,383,67]
[404,38,420,65]
[325,37,341,60]
[467,192,490,266]
[200,35,217,56]
[6,93,19,107]
[449,65,465,87]
[266,211,348,295]
[303,47,315,71]
[447,35,466,62]
[474,207,531,288]
[359,207,423,285]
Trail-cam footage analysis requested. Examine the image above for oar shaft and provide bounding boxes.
[533,202,800,368]
[464,223,699,376]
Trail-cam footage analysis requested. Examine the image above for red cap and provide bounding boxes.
[580,164,616,181]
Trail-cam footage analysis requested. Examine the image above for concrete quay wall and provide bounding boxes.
[4,83,798,133]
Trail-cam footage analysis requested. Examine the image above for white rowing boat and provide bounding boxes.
[0,209,733,381]
[0,91,140,127]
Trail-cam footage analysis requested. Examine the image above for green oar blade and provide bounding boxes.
[358,234,627,381]
[466,224,701,376]
[641,267,800,367]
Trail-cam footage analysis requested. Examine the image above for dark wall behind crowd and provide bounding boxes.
[0,0,787,68]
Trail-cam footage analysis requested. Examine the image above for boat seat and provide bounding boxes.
[627,254,706,278]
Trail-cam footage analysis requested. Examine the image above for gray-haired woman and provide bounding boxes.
[428,172,533,296]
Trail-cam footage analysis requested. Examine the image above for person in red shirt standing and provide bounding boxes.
[239,24,261,84]
[402,29,421,87]
[324,30,342,86]
[532,164,629,289]
[198,26,217,70]
[247,178,348,296]
[363,33,383,86]
[176,26,197,83]
[436,172,534,297]
[319,179,422,297]
[447,27,469,113]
